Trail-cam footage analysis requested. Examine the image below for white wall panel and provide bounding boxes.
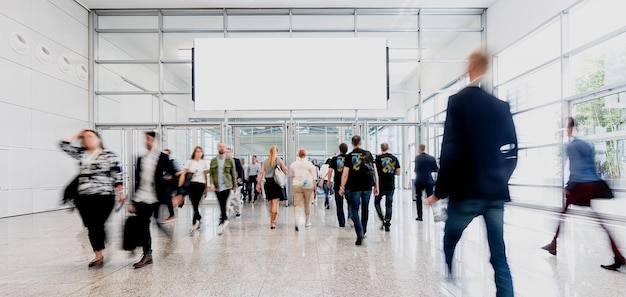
[31,110,87,151]
[0,14,33,69]
[8,148,34,190]
[32,188,63,213]
[97,95,121,123]
[0,0,31,27]
[487,0,577,54]
[30,33,89,90]
[33,149,78,188]
[31,0,88,57]
[6,189,34,217]
[0,102,32,148]
[0,57,32,108]
[50,0,89,27]
[0,190,9,217]
[31,71,88,121]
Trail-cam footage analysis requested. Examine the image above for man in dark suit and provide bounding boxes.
[130,131,179,269]
[414,144,438,221]
[226,148,244,217]
[427,50,518,297]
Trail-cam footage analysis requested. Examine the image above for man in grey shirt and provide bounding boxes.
[246,155,261,203]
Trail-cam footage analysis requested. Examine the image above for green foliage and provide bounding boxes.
[573,59,622,178]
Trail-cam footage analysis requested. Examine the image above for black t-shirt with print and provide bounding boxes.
[344,148,375,192]
[376,153,400,191]
[329,154,346,186]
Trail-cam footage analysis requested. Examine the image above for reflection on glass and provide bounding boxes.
[569,0,626,50]
[513,103,562,147]
[573,92,626,136]
[568,32,626,96]
[510,146,562,186]
[497,62,561,112]
[496,20,560,83]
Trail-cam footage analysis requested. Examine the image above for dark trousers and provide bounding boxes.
[133,202,159,255]
[444,199,513,297]
[76,194,115,251]
[375,189,395,224]
[334,185,345,227]
[552,202,625,262]
[247,175,259,201]
[154,183,175,220]
[216,189,231,223]
[189,182,205,224]
[345,190,371,237]
[415,183,434,219]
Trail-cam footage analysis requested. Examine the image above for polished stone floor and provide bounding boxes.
[0,190,625,297]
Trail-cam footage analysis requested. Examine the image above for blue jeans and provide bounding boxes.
[444,199,513,297]
[323,182,330,205]
[345,190,372,238]
[374,189,394,224]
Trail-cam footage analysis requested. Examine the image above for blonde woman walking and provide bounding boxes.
[290,149,317,231]
[256,146,287,229]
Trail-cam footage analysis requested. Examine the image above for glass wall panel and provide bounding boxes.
[163,94,192,123]
[588,139,626,181]
[572,91,626,136]
[513,103,562,148]
[292,14,354,30]
[163,33,223,60]
[567,32,626,96]
[98,64,158,92]
[356,14,417,30]
[163,14,223,30]
[496,20,560,83]
[497,62,561,112]
[569,0,626,50]
[227,15,289,30]
[421,31,482,59]
[98,15,158,29]
[98,33,159,60]
[97,94,159,123]
[164,63,192,92]
[227,32,290,38]
[509,185,562,208]
[420,14,481,29]
[420,62,466,98]
[290,32,355,38]
[357,31,418,48]
[510,146,562,186]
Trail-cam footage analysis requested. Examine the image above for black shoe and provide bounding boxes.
[541,243,557,256]
[416,217,423,221]
[355,236,363,246]
[380,223,385,230]
[88,257,104,268]
[384,223,390,232]
[133,254,153,269]
[235,213,241,217]
[601,257,625,271]
[295,226,299,232]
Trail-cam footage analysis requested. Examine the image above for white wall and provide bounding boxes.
[487,0,578,54]
[0,0,89,218]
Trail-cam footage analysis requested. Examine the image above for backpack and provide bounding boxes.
[363,151,376,187]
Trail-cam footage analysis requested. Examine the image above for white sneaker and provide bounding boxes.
[305,221,312,227]
[189,224,197,236]
[347,218,354,228]
[217,223,225,235]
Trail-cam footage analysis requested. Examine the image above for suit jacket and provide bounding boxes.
[414,153,438,185]
[434,86,518,203]
[135,152,179,203]
[233,157,244,186]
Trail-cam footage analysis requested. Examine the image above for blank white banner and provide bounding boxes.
[193,38,388,111]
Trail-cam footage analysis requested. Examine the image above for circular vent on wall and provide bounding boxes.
[36,45,51,64]
[57,55,71,72]
[76,63,88,80]
[10,33,29,55]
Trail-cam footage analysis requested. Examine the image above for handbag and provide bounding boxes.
[274,163,286,187]
[122,215,141,251]
[183,172,194,188]
[62,176,79,206]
